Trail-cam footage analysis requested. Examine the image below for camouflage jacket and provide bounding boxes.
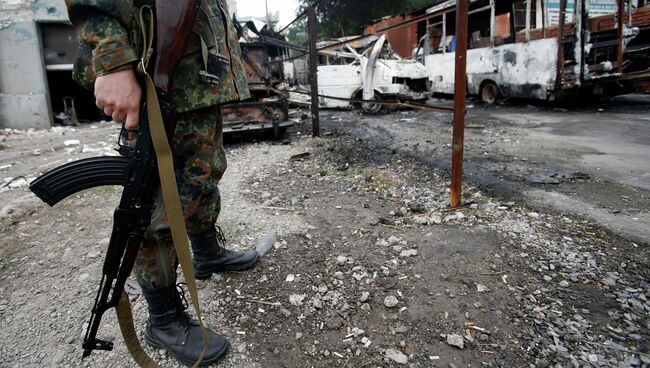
[66,0,250,113]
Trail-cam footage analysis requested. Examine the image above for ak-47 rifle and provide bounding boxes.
[30,0,201,359]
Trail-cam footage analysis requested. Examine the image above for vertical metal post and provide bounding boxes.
[450,0,468,208]
[525,0,532,41]
[307,5,320,137]
[490,0,496,46]
[556,0,567,88]
[617,0,625,73]
[628,0,632,25]
[542,0,547,38]
[442,13,447,54]
[575,0,584,84]
[425,19,431,57]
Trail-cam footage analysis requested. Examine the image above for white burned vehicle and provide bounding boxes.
[317,36,432,113]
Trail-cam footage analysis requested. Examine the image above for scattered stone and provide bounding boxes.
[64,140,80,146]
[388,236,402,245]
[394,324,410,334]
[313,298,323,309]
[326,317,343,330]
[318,284,329,294]
[286,274,295,282]
[236,343,247,354]
[289,294,306,306]
[384,296,399,308]
[376,239,390,246]
[446,334,464,349]
[255,232,277,257]
[385,348,408,364]
[559,280,570,288]
[476,284,489,293]
[399,249,418,258]
[430,214,443,224]
[413,215,429,225]
[602,278,616,287]
[360,292,370,302]
[408,202,427,214]
[528,212,540,219]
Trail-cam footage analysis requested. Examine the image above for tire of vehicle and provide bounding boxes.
[362,93,383,114]
[480,81,499,104]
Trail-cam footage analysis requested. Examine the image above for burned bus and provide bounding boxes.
[413,0,650,103]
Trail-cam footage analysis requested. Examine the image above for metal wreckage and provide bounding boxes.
[404,0,650,103]
[316,35,433,113]
[221,18,293,137]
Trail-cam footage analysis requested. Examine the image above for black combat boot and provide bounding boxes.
[142,285,229,366]
[190,226,260,280]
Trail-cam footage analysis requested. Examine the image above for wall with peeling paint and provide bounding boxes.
[0,0,68,129]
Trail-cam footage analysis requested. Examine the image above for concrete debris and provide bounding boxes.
[289,294,306,307]
[399,249,418,257]
[446,334,464,349]
[384,295,399,308]
[384,348,409,364]
[255,232,277,257]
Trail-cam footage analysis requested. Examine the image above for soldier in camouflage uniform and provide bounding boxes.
[66,0,259,364]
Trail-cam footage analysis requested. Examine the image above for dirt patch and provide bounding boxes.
[0,120,648,367]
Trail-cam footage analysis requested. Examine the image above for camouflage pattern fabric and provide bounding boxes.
[66,0,245,290]
[133,106,226,290]
[66,0,250,112]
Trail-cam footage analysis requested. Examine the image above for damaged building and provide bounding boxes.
[366,0,650,103]
[1,0,73,129]
[0,0,239,130]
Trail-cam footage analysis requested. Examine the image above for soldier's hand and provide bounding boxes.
[94,69,141,130]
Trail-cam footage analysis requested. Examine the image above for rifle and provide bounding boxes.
[30,0,201,359]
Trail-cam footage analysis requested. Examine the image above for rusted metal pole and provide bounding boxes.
[576,0,584,84]
[490,0,496,46]
[525,0,532,41]
[556,0,566,89]
[542,0,547,38]
[617,0,625,73]
[307,5,320,137]
[450,0,469,208]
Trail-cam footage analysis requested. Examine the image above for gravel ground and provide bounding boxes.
[0,115,648,367]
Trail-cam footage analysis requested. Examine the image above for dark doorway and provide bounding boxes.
[40,22,101,124]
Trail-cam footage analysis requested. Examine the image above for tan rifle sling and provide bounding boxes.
[115,6,209,367]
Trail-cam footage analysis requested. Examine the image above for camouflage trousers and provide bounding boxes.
[133,106,226,290]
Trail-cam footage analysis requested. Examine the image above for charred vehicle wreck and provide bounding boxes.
[413,0,650,103]
[223,19,293,137]
[316,36,432,113]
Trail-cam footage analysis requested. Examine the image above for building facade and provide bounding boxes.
[0,0,69,129]
[0,0,239,129]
